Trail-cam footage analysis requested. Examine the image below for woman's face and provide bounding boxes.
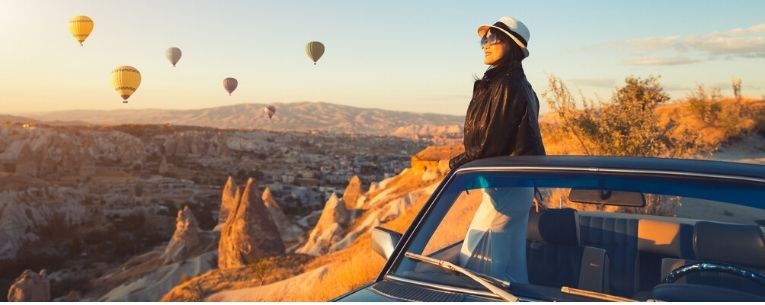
[482,29,508,65]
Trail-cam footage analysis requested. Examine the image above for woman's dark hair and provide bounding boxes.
[475,31,524,84]
[493,31,525,64]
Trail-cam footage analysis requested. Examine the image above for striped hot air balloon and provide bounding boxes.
[112,66,141,103]
[305,41,325,65]
[69,16,94,46]
[223,77,238,96]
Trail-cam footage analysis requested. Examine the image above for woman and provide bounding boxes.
[449,16,545,170]
[452,16,546,285]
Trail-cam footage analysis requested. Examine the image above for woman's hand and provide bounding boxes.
[449,153,466,170]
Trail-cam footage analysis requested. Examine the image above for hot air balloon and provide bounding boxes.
[305,41,325,65]
[166,47,182,67]
[264,105,276,120]
[69,16,94,46]
[111,66,141,103]
[223,78,238,96]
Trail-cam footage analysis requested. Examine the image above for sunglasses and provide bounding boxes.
[480,32,501,47]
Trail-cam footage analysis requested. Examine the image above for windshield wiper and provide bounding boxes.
[404,252,518,302]
[560,286,638,302]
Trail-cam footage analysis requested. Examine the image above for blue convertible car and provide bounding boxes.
[336,156,765,302]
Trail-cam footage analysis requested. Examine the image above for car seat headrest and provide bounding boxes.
[694,221,765,268]
[527,207,579,246]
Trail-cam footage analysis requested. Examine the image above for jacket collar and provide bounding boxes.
[483,60,524,81]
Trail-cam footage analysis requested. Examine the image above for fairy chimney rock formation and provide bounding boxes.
[343,175,363,209]
[262,187,306,248]
[296,192,350,255]
[160,206,200,264]
[217,176,237,227]
[261,187,291,233]
[7,269,50,302]
[218,178,284,269]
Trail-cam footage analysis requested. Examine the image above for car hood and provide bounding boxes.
[334,284,398,302]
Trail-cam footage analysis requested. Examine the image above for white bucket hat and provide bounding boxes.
[477,16,530,58]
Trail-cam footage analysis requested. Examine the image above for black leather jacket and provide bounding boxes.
[450,61,545,169]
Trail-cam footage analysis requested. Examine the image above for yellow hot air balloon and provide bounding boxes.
[111,66,141,103]
[69,16,94,46]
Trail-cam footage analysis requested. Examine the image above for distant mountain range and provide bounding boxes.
[0,115,38,124]
[19,102,464,136]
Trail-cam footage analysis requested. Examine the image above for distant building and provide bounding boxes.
[281,175,295,183]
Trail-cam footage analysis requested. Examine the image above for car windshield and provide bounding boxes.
[390,169,765,301]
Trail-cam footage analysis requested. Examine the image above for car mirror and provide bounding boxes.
[568,188,646,207]
[371,226,402,260]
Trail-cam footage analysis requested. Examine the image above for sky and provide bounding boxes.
[1,0,764,116]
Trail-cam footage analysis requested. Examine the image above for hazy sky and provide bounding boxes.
[1,0,764,115]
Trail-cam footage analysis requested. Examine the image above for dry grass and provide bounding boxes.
[161,254,314,301]
[656,97,764,151]
[296,236,387,301]
[542,96,765,156]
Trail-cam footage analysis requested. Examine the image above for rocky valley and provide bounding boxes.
[0,121,433,301]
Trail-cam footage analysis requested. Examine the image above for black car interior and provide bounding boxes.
[526,207,609,293]
[410,189,765,301]
[526,207,765,301]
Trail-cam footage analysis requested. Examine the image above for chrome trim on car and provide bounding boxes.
[385,275,540,302]
[456,166,765,184]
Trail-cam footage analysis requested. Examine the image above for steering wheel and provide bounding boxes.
[662,262,765,286]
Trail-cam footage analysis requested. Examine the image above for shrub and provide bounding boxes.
[543,75,705,158]
[688,85,720,125]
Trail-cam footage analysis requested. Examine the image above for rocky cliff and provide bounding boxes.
[342,176,363,210]
[216,177,237,230]
[160,206,201,264]
[162,145,463,301]
[218,178,285,269]
[295,193,350,256]
[261,188,305,251]
[6,269,50,302]
[0,126,144,178]
[0,181,89,259]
